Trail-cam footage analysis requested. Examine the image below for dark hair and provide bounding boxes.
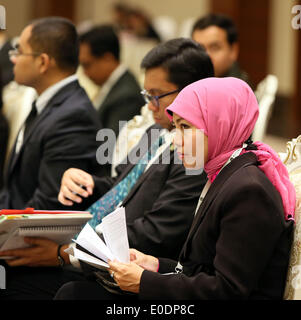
[28,17,79,72]
[113,2,131,15]
[141,38,214,90]
[192,13,238,45]
[79,25,120,61]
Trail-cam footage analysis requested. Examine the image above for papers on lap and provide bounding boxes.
[67,207,130,270]
[0,208,92,255]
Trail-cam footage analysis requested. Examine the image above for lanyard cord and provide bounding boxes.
[194,145,246,215]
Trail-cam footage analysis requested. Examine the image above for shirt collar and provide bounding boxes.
[35,74,78,114]
[93,64,127,110]
[104,64,127,90]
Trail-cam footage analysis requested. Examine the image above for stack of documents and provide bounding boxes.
[0,208,92,253]
[66,207,130,269]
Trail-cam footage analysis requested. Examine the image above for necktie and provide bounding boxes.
[88,135,165,229]
[11,100,37,158]
[23,100,37,140]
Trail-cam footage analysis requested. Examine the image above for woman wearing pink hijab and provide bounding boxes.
[56,77,296,300]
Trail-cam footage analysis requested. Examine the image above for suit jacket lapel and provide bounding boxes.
[5,137,18,183]
[180,152,257,259]
[97,71,128,118]
[7,81,78,177]
[7,106,52,177]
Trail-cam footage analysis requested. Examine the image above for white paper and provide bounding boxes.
[73,223,114,262]
[69,207,130,265]
[65,246,109,269]
[95,222,103,235]
[101,207,130,263]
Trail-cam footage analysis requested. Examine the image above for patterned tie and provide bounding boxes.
[88,135,165,229]
[24,100,37,140]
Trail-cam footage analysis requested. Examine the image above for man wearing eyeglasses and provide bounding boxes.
[79,25,144,137]
[0,17,104,297]
[56,39,213,283]
[0,17,102,212]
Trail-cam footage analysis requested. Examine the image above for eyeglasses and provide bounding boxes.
[141,89,180,108]
[8,48,42,59]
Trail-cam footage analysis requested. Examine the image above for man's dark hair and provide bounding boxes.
[141,38,214,90]
[28,17,79,73]
[79,25,120,61]
[192,13,238,45]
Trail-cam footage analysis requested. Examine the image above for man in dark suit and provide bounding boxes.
[59,38,214,260]
[79,25,144,137]
[0,17,102,210]
[0,38,213,300]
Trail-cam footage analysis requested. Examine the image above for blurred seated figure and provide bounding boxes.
[119,33,157,86]
[191,13,251,86]
[79,25,144,137]
[111,2,132,32]
[127,8,161,42]
[111,3,159,83]
[75,21,104,106]
[76,65,100,103]
[112,3,161,43]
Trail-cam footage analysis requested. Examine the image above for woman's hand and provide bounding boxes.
[58,168,94,206]
[0,237,70,267]
[108,260,144,294]
[129,249,159,272]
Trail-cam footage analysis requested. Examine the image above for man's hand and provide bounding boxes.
[0,237,70,267]
[58,168,94,206]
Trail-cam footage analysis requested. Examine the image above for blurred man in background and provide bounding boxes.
[79,25,144,137]
[191,13,250,85]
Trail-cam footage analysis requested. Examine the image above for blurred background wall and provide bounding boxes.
[2,0,300,139]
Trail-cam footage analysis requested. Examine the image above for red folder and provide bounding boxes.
[0,208,89,216]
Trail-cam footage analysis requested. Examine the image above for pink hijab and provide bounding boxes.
[166,77,296,221]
